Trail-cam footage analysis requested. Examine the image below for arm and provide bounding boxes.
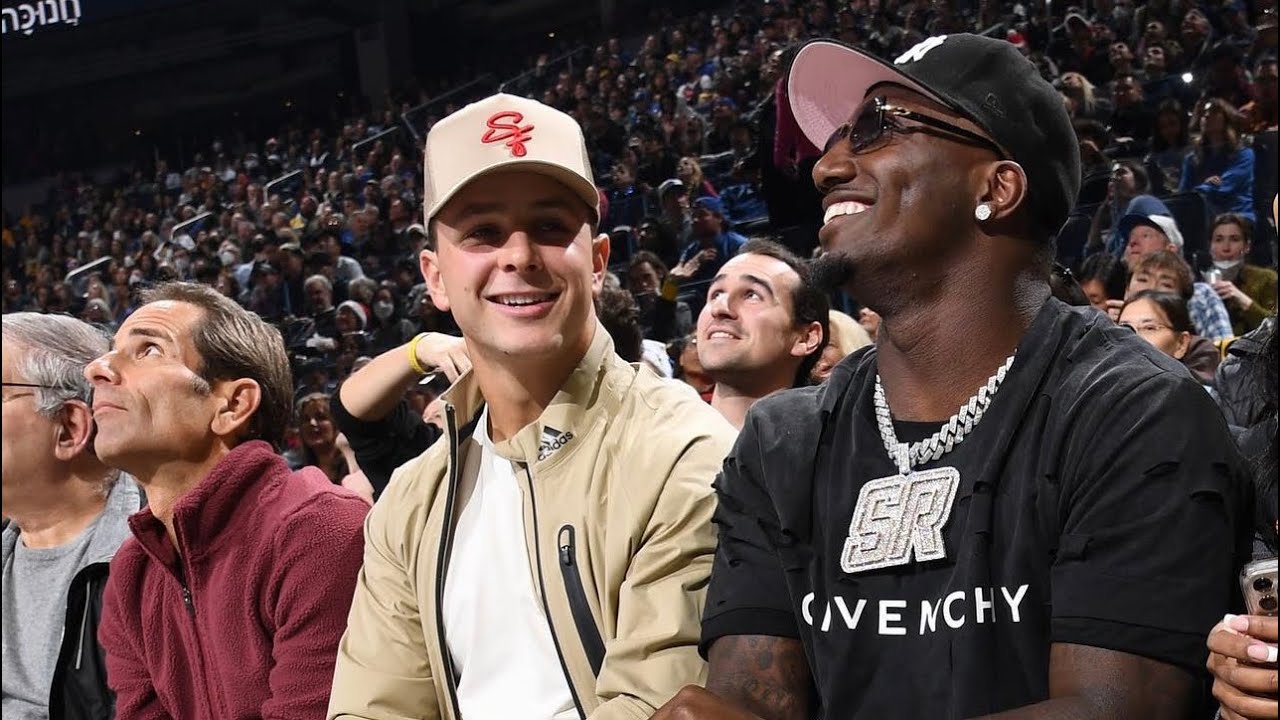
[1178,154,1195,193]
[705,636,811,720]
[337,333,468,421]
[649,294,689,343]
[99,566,175,720]
[1193,283,1237,341]
[262,493,369,720]
[968,643,1199,719]
[1198,148,1255,201]
[331,394,441,497]
[588,426,734,719]
[1025,374,1254,720]
[1084,202,1111,255]
[653,413,813,720]
[327,463,440,720]
[1206,614,1279,720]
[1237,282,1275,331]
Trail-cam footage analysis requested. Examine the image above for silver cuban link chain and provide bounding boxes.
[874,353,1016,476]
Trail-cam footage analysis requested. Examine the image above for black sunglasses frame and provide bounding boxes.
[829,96,1007,160]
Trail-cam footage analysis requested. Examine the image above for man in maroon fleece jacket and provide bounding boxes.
[84,281,369,720]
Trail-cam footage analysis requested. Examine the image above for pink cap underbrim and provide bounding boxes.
[786,40,944,150]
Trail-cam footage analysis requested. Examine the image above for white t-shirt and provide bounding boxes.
[442,407,578,720]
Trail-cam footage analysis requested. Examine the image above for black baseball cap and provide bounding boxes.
[788,34,1081,237]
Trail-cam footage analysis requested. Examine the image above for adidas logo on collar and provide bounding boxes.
[538,425,575,461]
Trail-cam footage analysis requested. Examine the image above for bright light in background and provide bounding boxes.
[1181,72,1194,84]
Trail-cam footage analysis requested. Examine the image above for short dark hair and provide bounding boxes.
[628,250,669,283]
[1124,289,1193,333]
[738,239,830,387]
[1049,263,1090,306]
[1072,119,1111,152]
[138,282,293,449]
[595,286,644,362]
[1114,158,1150,194]
[1078,251,1128,301]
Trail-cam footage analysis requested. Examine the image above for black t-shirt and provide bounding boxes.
[701,298,1254,720]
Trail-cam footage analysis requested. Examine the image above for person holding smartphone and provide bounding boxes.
[1206,196,1279,720]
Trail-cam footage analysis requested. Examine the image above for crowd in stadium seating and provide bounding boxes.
[2,0,1277,460]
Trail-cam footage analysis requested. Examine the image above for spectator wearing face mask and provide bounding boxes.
[1116,194,1235,341]
[1207,213,1278,336]
[368,285,417,354]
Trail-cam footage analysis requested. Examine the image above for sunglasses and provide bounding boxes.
[827,96,1007,159]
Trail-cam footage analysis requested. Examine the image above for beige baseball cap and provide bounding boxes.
[423,93,600,224]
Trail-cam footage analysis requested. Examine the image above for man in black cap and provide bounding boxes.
[655,34,1253,720]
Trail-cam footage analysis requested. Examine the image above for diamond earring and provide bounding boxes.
[974,204,992,221]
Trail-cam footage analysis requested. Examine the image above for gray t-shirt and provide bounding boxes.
[1,518,100,720]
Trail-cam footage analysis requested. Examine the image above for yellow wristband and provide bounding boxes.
[407,333,431,375]
[660,277,680,302]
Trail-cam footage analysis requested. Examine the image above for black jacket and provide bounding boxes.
[331,393,441,499]
[1216,317,1275,430]
[2,479,142,720]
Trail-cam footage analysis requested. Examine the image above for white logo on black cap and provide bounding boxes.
[895,35,947,64]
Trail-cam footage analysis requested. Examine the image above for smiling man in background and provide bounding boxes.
[697,239,827,429]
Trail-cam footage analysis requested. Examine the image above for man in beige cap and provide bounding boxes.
[328,94,736,720]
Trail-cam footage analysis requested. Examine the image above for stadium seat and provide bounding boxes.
[1077,170,1112,206]
[719,183,770,229]
[697,151,736,188]
[1251,129,1277,267]
[1054,203,1097,269]
[1159,191,1212,262]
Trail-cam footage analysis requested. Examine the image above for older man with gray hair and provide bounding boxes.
[2,312,142,720]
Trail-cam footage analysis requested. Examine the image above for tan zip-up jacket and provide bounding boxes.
[328,326,736,720]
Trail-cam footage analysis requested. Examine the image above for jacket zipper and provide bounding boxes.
[74,579,91,670]
[49,562,107,718]
[432,403,465,720]
[523,465,587,720]
[177,565,221,718]
[557,525,605,676]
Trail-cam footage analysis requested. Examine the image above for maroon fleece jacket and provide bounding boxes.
[98,440,369,720]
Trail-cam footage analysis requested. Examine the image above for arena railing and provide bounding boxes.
[401,75,500,146]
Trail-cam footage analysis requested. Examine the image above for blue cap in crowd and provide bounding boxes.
[693,196,726,217]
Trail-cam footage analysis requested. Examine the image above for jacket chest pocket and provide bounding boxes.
[557,524,606,677]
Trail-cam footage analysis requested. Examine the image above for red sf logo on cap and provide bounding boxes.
[481,111,535,157]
